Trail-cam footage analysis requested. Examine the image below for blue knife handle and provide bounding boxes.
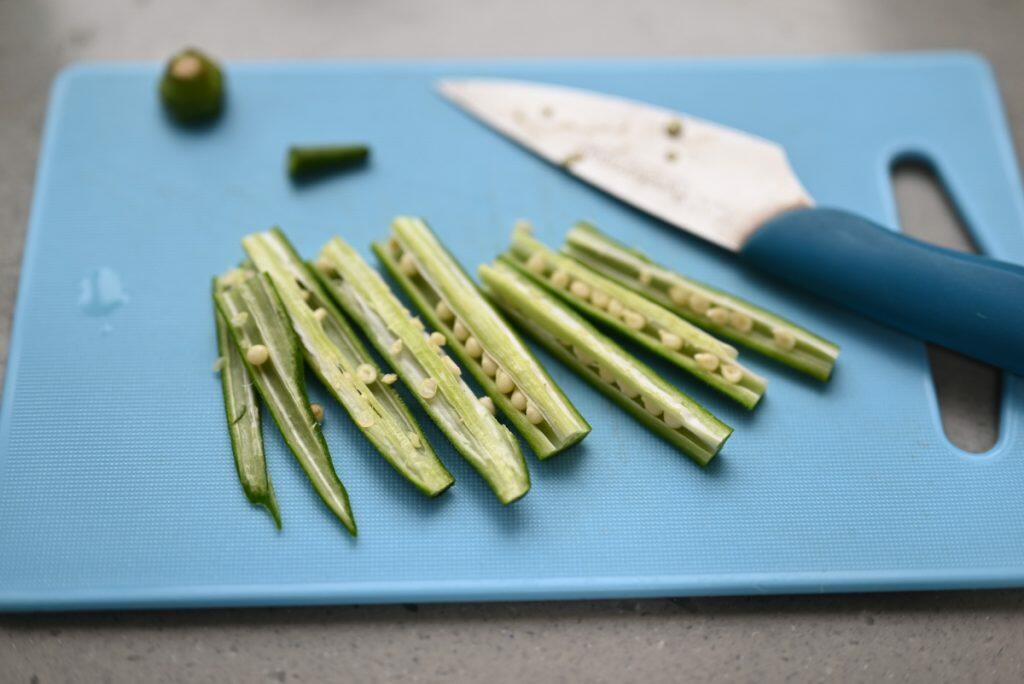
[741,207,1024,375]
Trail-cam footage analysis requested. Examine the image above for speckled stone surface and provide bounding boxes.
[1,0,1023,681]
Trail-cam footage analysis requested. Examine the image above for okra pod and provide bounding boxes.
[562,223,840,381]
[373,217,591,459]
[502,225,766,409]
[213,276,281,528]
[313,238,530,504]
[242,229,453,497]
[480,262,731,465]
[214,269,357,536]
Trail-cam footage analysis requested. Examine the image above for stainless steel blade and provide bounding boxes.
[439,78,814,251]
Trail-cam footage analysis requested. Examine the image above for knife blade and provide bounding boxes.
[439,78,1024,375]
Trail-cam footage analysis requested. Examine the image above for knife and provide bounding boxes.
[439,78,1024,375]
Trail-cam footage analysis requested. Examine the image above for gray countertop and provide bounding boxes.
[2,0,1023,681]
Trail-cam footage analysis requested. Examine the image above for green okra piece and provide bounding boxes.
[313,238,530,505]
[159,48,224,124]
[242,228,453,497]
[480,262,731,466]
[502,224,767,409]
[373,216,591,460]
[288,145,369,180]
[562,222,840,381]
[213,277,281,528]
[214,268,357,536]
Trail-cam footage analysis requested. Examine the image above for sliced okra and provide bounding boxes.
[480,262,731,466]
[213,275,281,528]
[242,228,453,498]
[502,224,766,409]
[373,216,591,460]
[214,269,356,535]
[562,222,840,381]
[313,237,530,505]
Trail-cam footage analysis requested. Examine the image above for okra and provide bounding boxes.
[242,229,453,497]
[214,268,357,536]
[213,276,281,528]
[480,262,731,465]
[502,224,766,409]
[373,217,591,459]
[562,223,840,381]
[313,238,530,504]
[288,145,369,180]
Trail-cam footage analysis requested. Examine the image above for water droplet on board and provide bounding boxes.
[78,267,128,316]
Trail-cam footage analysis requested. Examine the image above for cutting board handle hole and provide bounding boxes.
[890,156,1002,454]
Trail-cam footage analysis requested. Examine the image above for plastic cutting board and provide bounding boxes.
[2,53,1023,611]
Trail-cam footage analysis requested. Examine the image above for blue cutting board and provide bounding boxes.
[2,53,1023,611]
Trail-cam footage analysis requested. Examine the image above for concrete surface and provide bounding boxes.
[1,0,1022,681]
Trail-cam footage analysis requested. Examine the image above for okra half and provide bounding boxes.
[242,229,453,498]
[314,238,530,505]
[502,224,766,409]
[480,262,731,465]
[563,223,840,381]
[214,268,357,536]
[373,217,591,460]
[213,276,281,528]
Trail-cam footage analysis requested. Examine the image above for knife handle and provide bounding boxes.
[740,207,1024,375]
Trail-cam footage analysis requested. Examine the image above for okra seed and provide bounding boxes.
[607,299,624,317]
[410,317,425,331]
[525,405,543,425]
[418,378,438,399]
[313,307,327,322]
[515,219,535,234]
[316,258,336,277]
[550,269,571,289]
[591,290,610,308]
[658,329,683,350]
[381,373,398,385]
[300,289,311,301]
[389,339,404,355]
[495,369,515,394]
[310,403,324,423]
[246,344,269,366]
[707,307,730,326]
[408,431,422,447]
[642,396,662,416]
[387,236,400,252]
[598,366,616,384]
[722,343,739,359]
[429,331,447,347]
[357,414,375,428]
[689,293,711,314]
[772,327,797,350]
[664,410,685,429]
[729,311,753,333]
[479,396,496,415]
[623,310,646,330]
[618,379,640,399]
[694,352,720,372]
[212,356,225,373]
[435,300,454,323]
[356,363,377,384]
[638,268,653,285]
[526,252,547,275]
[230,311,249,327]
[573,345,595,367]
[510,390,528,411]
[669,286,689,306]
[443,355,462,375]
[453,320,470,342]
[481,355,498,377]
[465,336,483,358]
[399,253,418,276]
[721,364,743,384]
[569,280,591,299]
